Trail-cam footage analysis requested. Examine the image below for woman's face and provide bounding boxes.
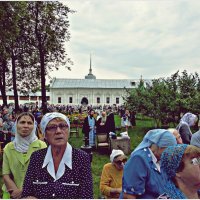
[17,115,34,137]
[177,156,200,189]
[113,155,127,170]
[45,118,69,147]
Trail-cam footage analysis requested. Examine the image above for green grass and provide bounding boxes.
[0,114,154,198]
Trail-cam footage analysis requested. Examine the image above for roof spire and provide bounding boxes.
[85,53,96,79]
[89,53,92,74]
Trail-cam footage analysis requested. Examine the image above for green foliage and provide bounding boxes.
[124,70,200,127]
[0,2,74,110]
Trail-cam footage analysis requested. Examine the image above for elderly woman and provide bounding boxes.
[176,112,198,144]
[120,129,177,199]
[2,112,46,199]
[100,149,127,199]
[160,144,200,199]
[21,112,93,199]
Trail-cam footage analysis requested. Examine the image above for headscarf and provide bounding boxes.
[178,112,197,127]
[160,144,188,199]
[190,130,200,148]
[13,113,38,153]
[40,112,70,136]
[132,129,177,153]
[110,149,125,163]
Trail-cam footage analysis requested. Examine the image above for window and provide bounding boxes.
[58,97,61,103]
[97,97,100,103]
[116,97,119,104]
[106,97,110,104]
[131,81,136,86]
[69,97,73,103]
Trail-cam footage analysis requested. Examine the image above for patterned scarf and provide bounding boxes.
[161,144,188,199]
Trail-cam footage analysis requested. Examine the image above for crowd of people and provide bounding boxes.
[0,102,200,199]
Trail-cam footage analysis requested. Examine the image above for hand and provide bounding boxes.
[9,188,22,199]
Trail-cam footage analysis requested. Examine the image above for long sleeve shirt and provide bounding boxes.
[100,163,123,199]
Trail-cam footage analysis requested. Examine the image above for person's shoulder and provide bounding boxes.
[36,139,47,148]
[31,139,47,148]
[73,148,89,157]
[72,148,90,161]
[3,142,14,151]
[31,147,47,158]
[192,130,200,137]
[103,163,113,169]
[180,123,190,129]
[132,148,148,157]
[129,148,150,163]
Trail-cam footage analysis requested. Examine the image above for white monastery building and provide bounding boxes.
[49,58,150,106]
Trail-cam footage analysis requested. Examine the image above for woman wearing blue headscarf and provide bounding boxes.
[159,144,200,199]
[120,129,177,199]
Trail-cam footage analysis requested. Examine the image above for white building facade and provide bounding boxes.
[49,63,151,106]
[49,78,150,106]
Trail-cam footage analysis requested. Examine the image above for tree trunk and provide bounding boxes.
[35,2,47,114]
[39,46,47,114]
[11,51,19,112]
[0,59,8,107]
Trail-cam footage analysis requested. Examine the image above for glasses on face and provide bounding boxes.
[115,159,127,165]
[46,123,68,133]
[191,157,200,165]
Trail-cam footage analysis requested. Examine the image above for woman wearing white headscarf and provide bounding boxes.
[2,112,46,199]
[176,112,198,144]
[21,112,93,199]
[100,149,127,199]
[120,129,177,199]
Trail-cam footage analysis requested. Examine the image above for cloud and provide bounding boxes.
[52,0,200,82]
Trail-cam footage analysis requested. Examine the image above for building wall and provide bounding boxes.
[50,88,129,105]
[0,94,50,107]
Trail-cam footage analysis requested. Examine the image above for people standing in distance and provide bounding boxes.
[82,109,96,148]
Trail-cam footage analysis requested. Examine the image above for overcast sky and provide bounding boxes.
[50,0,200,81]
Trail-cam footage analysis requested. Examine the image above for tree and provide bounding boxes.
[27,2,74,113]
[124,70,200,128]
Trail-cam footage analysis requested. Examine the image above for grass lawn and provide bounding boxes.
[0,114,154,198]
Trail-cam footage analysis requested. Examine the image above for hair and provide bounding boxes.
[17,112,34,123]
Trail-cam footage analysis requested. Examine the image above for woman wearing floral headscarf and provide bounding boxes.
[2,112,46,199]
[21,112,93,199]
[120,129,177,199]
[159,144,200,199]
[176,112,198,144]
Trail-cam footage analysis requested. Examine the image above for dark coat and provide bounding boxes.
[21,148,93,199]
[106,112,115,133]
[96,117,109,134]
